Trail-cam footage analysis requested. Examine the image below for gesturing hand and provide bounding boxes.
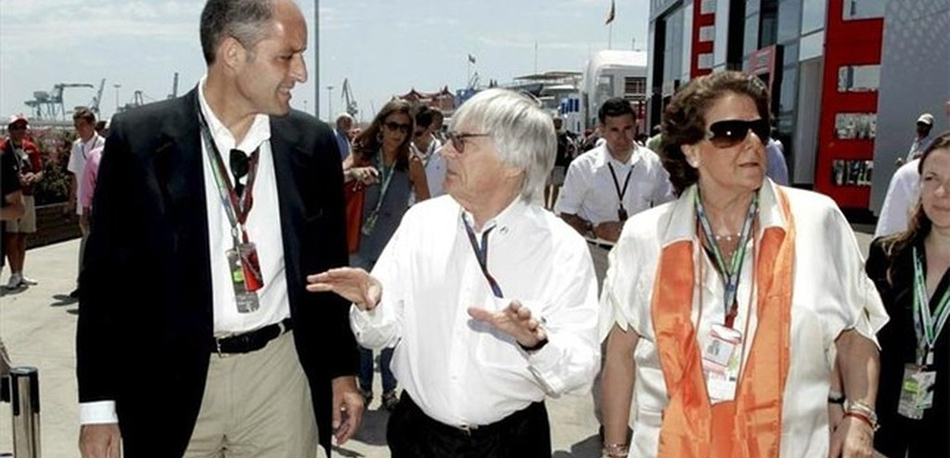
[468,300,547,348]
[306,267,382,311]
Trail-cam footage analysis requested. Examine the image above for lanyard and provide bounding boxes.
[607,161,633,216]
[695,191,758,325]
[197,107,261,244]
[912,247,950,366]
[81,136,101,160]
[368,152,397,216]
[462,216,504,298]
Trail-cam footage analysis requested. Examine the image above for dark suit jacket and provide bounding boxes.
[76,88,359,457]
[866,237,949,457]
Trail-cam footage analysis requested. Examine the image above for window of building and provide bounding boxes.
[698,53,714,69]
[779,65,798,114]
[702,0,717,15]
[747,0,761,15]
[842,0,886,21]
[801,0,826,34]
[837,65,880,92]
[714,0,731,66]
[624,77,647,97]
[700,25,716,42]
[777,0,802,43]
[834,113,877,139]
[744,14,760,56]
[799,31,823,61]
[759,0,779,48]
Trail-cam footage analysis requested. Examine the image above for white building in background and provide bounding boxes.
[583,50,648,131]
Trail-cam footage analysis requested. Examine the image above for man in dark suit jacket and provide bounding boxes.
[76,1,362,457]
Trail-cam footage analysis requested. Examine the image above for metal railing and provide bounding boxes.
[2,366,41,458]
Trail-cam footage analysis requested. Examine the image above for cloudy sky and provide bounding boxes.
[0,0,649,124]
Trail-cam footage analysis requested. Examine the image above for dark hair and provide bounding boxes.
[659,71,770,195]
[72,107,97,125]
[353,99,414,171]
[597,97,635,124]
[414,105,434,129]
[880,131,950,267]
[200,0,275,65]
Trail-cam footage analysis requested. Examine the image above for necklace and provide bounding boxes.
[714,233,742,242]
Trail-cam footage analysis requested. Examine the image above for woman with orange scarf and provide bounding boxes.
[597,71,888,458]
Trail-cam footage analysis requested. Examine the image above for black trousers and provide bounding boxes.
[387,393,551,458]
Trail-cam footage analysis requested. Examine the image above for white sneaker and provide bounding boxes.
[5,273,23,289]
[20,275,38,285]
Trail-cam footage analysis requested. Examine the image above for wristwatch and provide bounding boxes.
[519,337,549,352]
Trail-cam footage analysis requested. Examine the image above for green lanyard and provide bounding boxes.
[695,191,758,325]
[912,247,950,367]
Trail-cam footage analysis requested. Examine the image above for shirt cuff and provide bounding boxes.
[79,400,118,425]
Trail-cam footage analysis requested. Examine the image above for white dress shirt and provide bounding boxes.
[68,133,104,215]
[599,180,888,458]
[80,78,291,425]
[555,144,674,224]
[350,195,600,427]
[874,158,920,238]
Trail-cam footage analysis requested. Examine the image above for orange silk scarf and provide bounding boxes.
[652,187,795,458]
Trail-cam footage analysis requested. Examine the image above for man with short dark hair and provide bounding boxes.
[333,112,353,160]
[557,98,673,283]
[411,105,446,200]
[76,1,362,457]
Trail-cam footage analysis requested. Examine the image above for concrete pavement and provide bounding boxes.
[0,238,604,457]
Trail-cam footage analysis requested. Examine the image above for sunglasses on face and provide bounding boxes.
[383,121,412,134]
[446,131,491,154]
[704,119,770,148]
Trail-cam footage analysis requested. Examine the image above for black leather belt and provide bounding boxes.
[587,239,614,250]
[212,318,293,355]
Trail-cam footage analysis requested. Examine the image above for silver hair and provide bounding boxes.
[450,88,556,203]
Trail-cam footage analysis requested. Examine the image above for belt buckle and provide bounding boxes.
[214,336,231,358]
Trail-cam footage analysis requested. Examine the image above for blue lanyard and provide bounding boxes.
[695,191,758,326]
[462,216,504,298]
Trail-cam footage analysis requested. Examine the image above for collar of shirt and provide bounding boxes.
[197,76,271,176]
[593,143,641,169]
[661,178,786,247]
[458,196,528,239]
[79,134,103,152]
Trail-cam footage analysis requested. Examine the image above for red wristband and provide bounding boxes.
[843,411,877,431]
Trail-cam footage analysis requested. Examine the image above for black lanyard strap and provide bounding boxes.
[462,217,504,298]
[607,161,634,214]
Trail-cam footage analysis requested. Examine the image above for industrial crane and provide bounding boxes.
[23,83,94,121]
[341,78,359,119]
[88,78,107,117]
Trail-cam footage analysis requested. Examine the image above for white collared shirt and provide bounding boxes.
[599,180,888,458]
[196,78,291,336]
[68,133,104,215]
[874,158,920,238]
[350,195,600,427]
[555,144,674,224]
[80,78,291,425]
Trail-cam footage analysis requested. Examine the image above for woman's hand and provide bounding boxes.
[829,414,874,458]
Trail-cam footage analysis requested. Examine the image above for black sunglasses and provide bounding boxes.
[230,148,251,195]
[705,119,770,148]
[383,121,412,134]
[447,132,491,154]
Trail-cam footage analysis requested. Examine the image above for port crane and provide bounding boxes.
[341,78,359,119]
[24,83,94,121]
[88,78,107,117]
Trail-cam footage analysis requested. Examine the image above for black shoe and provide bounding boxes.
[69,288,80,298]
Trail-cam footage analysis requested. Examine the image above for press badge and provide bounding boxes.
[897,364,936,419]
[702,324,743,403]
[226,242,263,313]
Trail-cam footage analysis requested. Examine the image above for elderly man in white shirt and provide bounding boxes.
[308,88,600,458]
[556,97,674,287]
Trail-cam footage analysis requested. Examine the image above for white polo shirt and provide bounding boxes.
[555,144,674,224]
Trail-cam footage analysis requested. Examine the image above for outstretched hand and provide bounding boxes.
[468,300,546,348]
[306,267,382,311]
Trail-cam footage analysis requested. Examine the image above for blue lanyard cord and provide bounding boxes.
[912,247,950,366]
[463,217,504,298]
[695,191,759,324]
[369,152,397,214]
